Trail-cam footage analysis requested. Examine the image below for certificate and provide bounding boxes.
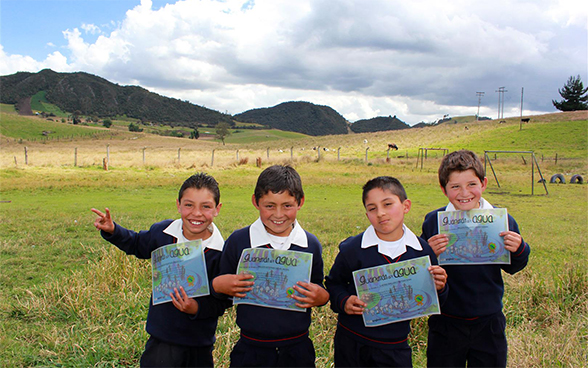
[437,208,510,265]
[353,256,440,327]
[151,240,209,305]
[235,248,313,312]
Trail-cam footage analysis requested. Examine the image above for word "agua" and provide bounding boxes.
[243,253,299,267]
[441,214,494,226]
[358,266,417,285]
[153,247,191,263]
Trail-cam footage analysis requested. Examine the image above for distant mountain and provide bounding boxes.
[350,115,410,133]
[0,69,232,128]
[234,101,349,136]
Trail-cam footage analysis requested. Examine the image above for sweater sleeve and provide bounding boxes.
[101,221,169,259]
[325,240,354,314]
[501,214,531,275]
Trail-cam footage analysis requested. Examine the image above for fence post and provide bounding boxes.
[142,147,146,165]
[236,150,239,161]
[365,147,369,164]
[267,148,270,159]
[338,147,341,161]
[74,147,78,167]
[555,153,558,165]
[211,149,215,167]
[178,148,181,165]
[317,147,321,161]
[106,144,110,165]
[24,147,28,165]
[290,146,294,162]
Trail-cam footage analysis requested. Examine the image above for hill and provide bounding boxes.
[350,115,410,133]
[0,69,232,128]
[234,101,349,136]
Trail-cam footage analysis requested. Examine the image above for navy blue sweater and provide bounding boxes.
[421,206,530,319]
[325,232,448,348]
[101,220,230,347]
[215,225,326,346]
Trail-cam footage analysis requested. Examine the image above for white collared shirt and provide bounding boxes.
[361,224,422,259]
[249,217,308,250]
[163,219,224,251]
[446,197,493,211]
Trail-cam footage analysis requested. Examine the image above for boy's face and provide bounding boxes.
[442,169,488,211]
[252,191,304,237]
[177,188,221,241]
[364,188,411,242]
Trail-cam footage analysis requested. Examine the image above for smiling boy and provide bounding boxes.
[326,176,448,367]
[212,165,329,368]
[421,150,530,367]
[91,173,230,367]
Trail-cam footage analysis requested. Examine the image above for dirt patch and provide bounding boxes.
[16,97,33,115]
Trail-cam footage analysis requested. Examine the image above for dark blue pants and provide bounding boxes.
[229,337,316,367]
[334,329,412,367]
[140,336,214,367]
[426,312,507,368]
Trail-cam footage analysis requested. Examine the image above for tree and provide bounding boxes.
[190,128,199,139]
[552,75,588,111]
[128,122,143,132]
[215,122,231,145]
[102,119,113,128]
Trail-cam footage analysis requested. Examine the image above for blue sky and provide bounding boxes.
[1,0,587,124]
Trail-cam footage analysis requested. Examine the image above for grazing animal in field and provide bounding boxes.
[464,126,469,130]
[387,143,399,150]
[364,139,368,144]
[323,147,329,151]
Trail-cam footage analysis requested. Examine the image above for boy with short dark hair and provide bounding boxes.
[212,165,329,368]
[91,173,230,367]
[421,149,531,367]
[326,176,448,367]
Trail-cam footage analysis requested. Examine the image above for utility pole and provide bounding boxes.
[520,87,524,131]
[495,87,507,119]
[476,92,485,121]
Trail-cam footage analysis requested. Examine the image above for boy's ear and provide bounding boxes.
[440,185,448,197]
[403,199,412,213]
[251,194,259,209]
[298,196,305,208]
[481,177,488,192]
[176,199,181,213]
[214,202,222,216]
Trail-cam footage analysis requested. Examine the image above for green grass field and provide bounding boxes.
[30,91,69,117]
[0,110,587,367]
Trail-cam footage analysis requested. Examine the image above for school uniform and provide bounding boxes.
[420,198,530,368]
[325,224,448,368]
[101,219,230,367]
[214,218,326,367]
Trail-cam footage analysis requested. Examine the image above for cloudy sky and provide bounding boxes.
[1,0,586,125]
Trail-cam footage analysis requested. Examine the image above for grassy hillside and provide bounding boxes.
[30,91,69,117]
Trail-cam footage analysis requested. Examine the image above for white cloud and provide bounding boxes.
[1,0,586,124]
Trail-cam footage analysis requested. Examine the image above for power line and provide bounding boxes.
[495,87,507,119]
[476,91,485,121]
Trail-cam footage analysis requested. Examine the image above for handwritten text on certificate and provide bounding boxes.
[353,256,440,327]
[151,240,209,305]
[235,248,313,312]
[437,208,510,265]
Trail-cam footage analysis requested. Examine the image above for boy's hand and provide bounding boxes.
[212,273,254,298]
[429,265,448,291]
[291,281,329,308]
[500,231,523,253]
[427,234,449,256]
[91,208,115,234]
[344,295,366,315]
[170,286,198,315]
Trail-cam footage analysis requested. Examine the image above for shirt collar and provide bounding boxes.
[446,197,493,211]
[163,219,224,251]
[361,224,422,259]
[249,217,308,249]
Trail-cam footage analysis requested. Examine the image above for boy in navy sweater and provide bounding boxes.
[326,176,448,367]
[91,173,230,367]
[421,150,530,367]
[212,165,329,367]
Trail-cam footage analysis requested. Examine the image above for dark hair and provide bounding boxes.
[178,173,220,205]
[438,150,485,188]
[254,165,304,205]
[362,176,407,205]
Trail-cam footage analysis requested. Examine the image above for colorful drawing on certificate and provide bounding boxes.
[151,240,209,305]
[353,256,440,327]
[235,248,313,312]
[437,208,510,265]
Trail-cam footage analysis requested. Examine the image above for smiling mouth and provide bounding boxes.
[272,220,286,225]
[189,220,203,226]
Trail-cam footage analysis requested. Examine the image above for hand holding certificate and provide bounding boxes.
[151,240,210,305]
[437,208,510,265]
[234,248,313,312]
[352,256,440,327]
